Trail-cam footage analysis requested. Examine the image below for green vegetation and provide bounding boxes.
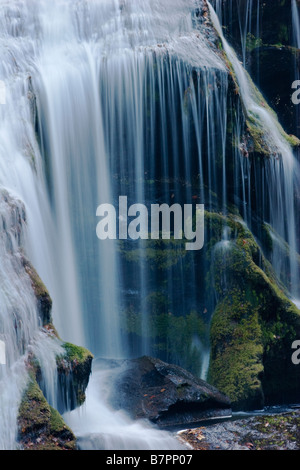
[205,212,300,410]
[56,342,93,408]
[60,342,92,363]
[22,257,52,325]
[246,33,263,52]
[18,377,77,450]
[118,237,188,270]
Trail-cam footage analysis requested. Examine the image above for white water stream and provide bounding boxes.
[0,0,299,450]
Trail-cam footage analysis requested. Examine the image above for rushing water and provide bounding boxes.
[0,0,226,449]
[210,2,300,298]
[292,0,300,49]
[63,360,187,450]
[0,0,299,450]
[211,0,261,69]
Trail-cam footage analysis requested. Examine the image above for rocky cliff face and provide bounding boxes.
[117,0,300,411]
[212,0,300,137]
[0,189,93,449]
[205,212,300,410]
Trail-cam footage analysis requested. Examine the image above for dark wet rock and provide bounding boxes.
[206,212,300,411]
[179,409,300,450]
[250,45,300,137]
[108,355,232,427]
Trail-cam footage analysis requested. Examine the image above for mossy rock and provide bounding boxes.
[56,342,93,413]
[206,211,300,410]
[118,237,188,270]
[25,332,93,416]
[21,256,52,326]
[18,377,77,450]
[208,291,265,410]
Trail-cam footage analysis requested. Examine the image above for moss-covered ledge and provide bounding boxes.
[17,376,77,450]
[56,342,93,413]
[206,211,300,410]
[20,333,93,447]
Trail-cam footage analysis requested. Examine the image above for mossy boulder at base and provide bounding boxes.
[206,212,300,410]
[18,377,77,450]
[20,337,93,447]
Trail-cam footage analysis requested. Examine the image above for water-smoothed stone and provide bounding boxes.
[179,408,300,450]
[108,355,232,427]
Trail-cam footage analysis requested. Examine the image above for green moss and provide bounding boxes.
[60,342,92,363]
[220,39,298,157]
[18,377,77,450]
[118,237,188,270]
[208,291,264,410]
[22,257,52,325]
[56,342,93,410]
[285,133,300,148]
[205,210,300,409]
[246,33,263,52]
[245,117,270,155]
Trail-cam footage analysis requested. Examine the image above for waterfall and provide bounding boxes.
[292,0,300,49]
[29,0,229,364]
[0,0,227,450]
[0,0,300,450]
[211,0,261,69]
[209,2,300,299]
[0,190,64,449]
[292,0,300,143]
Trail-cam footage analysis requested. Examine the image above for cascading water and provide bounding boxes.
[209,2,300,300]
[0,0,300,450]
[292,0,300,143]
[30,0,231,371]
[0,0,227,450]
[292,0,300,49]
[0,193,35,450]
[211,0,261,71]
[0,190,65,449]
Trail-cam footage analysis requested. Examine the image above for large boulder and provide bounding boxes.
[206,212,300,410]
[108,355,232,427]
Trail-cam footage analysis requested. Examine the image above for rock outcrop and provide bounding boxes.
[179,408,300,450]
[206,212,300,410]
[108,355,232,427]
[56,342,94,414]
[17,377,77,450]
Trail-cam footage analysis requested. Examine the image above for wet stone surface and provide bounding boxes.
[178,410,300,450]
